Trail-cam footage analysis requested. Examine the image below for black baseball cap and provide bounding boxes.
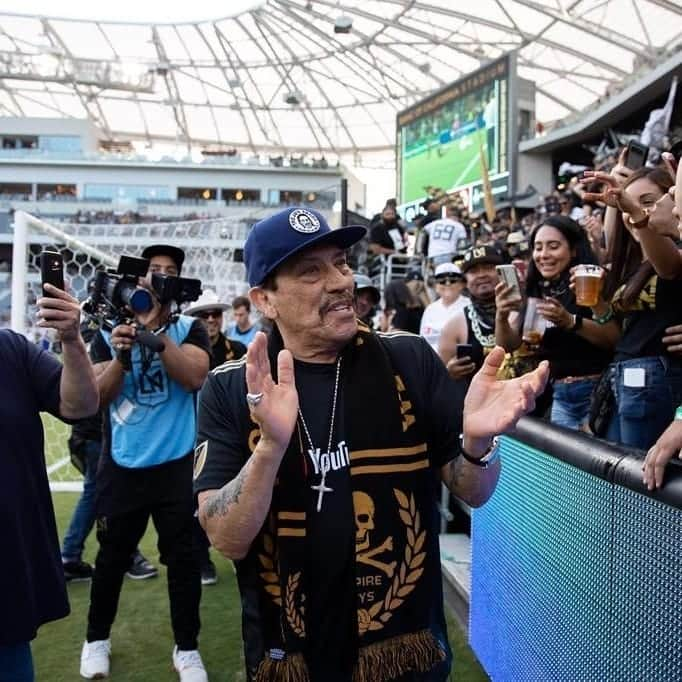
[141,244,185,274]
[460,245,504,273]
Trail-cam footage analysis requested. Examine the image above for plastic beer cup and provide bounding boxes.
[522,297,547,346]
[574,264,603,307]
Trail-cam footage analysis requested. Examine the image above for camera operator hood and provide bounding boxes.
[141,244,185,275]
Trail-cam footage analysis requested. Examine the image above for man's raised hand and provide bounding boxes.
[463,347,549,452]
[36,283,82,343]
[245,331,299,453]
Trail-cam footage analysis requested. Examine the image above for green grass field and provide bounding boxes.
[401,131,486,204]
[35,492,489,681]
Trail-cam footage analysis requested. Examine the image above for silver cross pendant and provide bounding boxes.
[311,460,333,512]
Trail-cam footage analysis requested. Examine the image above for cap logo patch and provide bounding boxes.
[289,209,320,234]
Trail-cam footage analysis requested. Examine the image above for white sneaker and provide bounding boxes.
[80,639,111,679]
[172,646,208,682]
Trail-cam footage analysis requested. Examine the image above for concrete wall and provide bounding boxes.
[517,151,553,207]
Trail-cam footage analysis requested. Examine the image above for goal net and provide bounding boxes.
[11,210,252,491]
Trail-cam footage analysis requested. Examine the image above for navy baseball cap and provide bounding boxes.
[245,207,366,287]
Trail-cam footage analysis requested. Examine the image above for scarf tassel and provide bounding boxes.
[353,629,446,682]
[254,652,310,682]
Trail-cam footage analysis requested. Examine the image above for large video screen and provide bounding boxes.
[397,56,510,206]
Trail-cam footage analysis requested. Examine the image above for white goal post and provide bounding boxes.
[11,209,252,490]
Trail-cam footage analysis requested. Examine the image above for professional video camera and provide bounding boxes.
[150,271,202,307]
[82,255,202,352]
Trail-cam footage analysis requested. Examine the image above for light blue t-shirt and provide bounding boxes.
[102,315,199,468]
[227,322,259,347]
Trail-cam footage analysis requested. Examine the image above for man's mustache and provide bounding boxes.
[320,293,355,315]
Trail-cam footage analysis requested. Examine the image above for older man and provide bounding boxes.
[185,289,246,585]
[1,282,99,681]
[185,290,247,369]
[194,207,548,681]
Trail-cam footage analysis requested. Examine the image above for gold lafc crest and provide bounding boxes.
[193,440,208,480]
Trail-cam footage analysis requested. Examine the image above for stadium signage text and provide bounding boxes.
[397,57,509,128]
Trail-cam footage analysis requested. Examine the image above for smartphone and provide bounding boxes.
[625,140,649,170]
[40,250,65,294]
[456,343,473,359]
[496,264,521,298]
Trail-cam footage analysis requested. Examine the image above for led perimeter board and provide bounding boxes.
[397,54,517,211]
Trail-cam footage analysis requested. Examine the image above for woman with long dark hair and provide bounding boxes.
[495,215,615,430]
[582,164,682,448]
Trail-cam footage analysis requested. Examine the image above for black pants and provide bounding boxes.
[193,516,211,567]
[87,454,201,650]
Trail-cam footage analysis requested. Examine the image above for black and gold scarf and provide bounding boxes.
[250,325,446,681]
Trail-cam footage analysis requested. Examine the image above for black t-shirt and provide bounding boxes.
[369,221,407,253]
[0,330,70,645]
[70,412,103,443]
[194,332,463,680]
[211,332,247,370]
[613,274,682,363]
[540,299,612,379]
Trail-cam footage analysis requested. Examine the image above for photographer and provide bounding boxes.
[1,284,98,682]
[79,245,211,682]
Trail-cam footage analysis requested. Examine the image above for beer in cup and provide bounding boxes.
[522,297,548,346]
[574,264,603,307]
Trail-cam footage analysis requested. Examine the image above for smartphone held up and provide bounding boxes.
[456,343,473,359]
[624,140,649,171]
[40,250,65,295]
[496,264,522,299]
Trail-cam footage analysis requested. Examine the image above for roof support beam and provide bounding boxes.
[213,24,285,149]
[257,10,359,152]
[151,26,191,151]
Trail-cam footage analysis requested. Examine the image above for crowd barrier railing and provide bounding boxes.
[469,417,682,681]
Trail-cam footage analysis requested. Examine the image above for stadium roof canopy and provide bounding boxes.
[0,0,680,156]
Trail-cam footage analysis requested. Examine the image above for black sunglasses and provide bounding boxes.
[197,310,223,319]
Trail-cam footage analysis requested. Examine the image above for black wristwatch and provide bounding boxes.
[459,436,500,468]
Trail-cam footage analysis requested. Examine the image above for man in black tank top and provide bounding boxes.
[438,246,501,383]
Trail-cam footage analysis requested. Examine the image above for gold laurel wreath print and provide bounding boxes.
[259,534,306,638]
[357,488,426,636]
[285,572,306,637]
[258,532,282,606]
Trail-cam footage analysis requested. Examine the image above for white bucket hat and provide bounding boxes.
[183,289,230,316]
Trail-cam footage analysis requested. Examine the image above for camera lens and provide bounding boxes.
[128,288,153,313]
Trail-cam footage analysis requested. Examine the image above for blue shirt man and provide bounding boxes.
[79,244,211,682]
[226,295,259,346]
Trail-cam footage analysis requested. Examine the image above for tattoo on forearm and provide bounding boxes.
[203,466,247,519]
